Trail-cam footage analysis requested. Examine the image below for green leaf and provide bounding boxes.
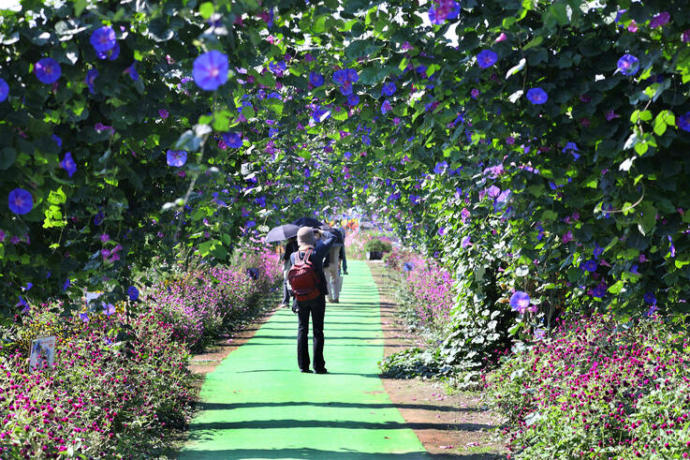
[523,36,543,51]
[47,187,67,205]
[199,2,215,19]
[0,147,17,170]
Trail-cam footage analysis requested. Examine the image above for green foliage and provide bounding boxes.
[363,238,393,253]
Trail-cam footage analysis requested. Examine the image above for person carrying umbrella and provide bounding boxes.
[287,226,335,374]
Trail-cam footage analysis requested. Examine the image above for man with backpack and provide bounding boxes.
[288,226,336,374]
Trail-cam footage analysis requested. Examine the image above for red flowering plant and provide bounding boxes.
[485,314,690,458]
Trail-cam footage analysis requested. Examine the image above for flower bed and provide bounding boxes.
[0,248,282,457]
[486,315,690,459]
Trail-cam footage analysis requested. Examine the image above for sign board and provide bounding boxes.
[29,336,56,372]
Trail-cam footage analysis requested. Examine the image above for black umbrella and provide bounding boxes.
[292,217,322,228]
[266,224,300,243]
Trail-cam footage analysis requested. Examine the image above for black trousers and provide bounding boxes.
[296,295,326,371]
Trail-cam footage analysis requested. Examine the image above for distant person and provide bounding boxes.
[287,226,335,374]
[278,236,298,309]
[323,227,347,303]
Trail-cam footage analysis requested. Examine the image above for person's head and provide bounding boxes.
[297,226,316,250]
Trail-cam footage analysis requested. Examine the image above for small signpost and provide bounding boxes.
[29,336,56,372]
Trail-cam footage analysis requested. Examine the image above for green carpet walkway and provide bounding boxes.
[179,260,428,459]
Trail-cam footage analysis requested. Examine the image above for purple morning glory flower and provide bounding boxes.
[60,152,77,178]
[643,292,657,305]
[62,279,71,291]
[166,149,187,167]
[0,78,8,102]
[312,106,331,123]
[438,226,446,236]
[668,235,676,258]
[461,236,472,248]
[94,210,104,226]
[8,188,33,215]
[381,99,392,114]
[581,259,597,272]
[617,54,639,76]
[344,151,352,160]
[193,50,229,91]
[510,291,530,312]
[649,12,670,29]
[90,26,116,54]
[127,285,139,301]
[476,49,498,69]
[85,68,98,94]
[487,185,501,198]
[381,82,396,97]
[347,94,360,106]
[362,134,371,145]
[35,58,61,84]
[79,312,89,322]
[526,87,548,105]
[309,72,324,87]
[678,112,690,132]
[304,167,311,178]
[103,302,116,316]
[223,132,243,148]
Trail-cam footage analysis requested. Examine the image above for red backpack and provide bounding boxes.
[288,249,321,302]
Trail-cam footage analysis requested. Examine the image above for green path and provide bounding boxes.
[180,260,427,459]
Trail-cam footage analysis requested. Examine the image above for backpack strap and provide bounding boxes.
[295,249,312,266]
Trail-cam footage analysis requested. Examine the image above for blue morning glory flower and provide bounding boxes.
[223,132,243,148]
[125,62,139,81]
[193,50,229,91]
[52,135,62,148]
[304,167,311,178]
[269,60,286,76]
[581,259,597,272]
[362,135,371,145]
[85,68,98,94]
[434,161,448,174]
[347,94,360,106]
[79,312,89,322]
[526,87,548,105]
[97,42,120,60]
[333,69,348,85]
[592,283,607,298]
[90,26,116,54]
[245,220,256,228]
[476,49,498,69]
[510,291,530,312]
[678,112,690,132]
[643,292,657,306]
[127,285,139,301]
[8,188,33,215]
[0,78,8,102]
[309,72,324,87]
[35,58,61,84]
[381,82,396,97]
[60,152,77,178]
[339,81,353,96]
[346,68,358,83]
[344,151,352,160]
[62,279,71,291]
[166,149,187,167]
[312,106,331,123]
[617,54,639,76]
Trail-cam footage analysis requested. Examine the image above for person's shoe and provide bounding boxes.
[278,303,287,309]
[300,369,313,373]
[314,368,328,374]
[333,299,339,303]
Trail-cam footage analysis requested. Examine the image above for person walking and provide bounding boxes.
[278,237,298,309]
[287,226,335,374]
[324,228,348,303]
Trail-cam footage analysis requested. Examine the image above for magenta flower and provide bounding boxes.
[8,188,33,215]
[35,58,61,84]
[193,50,229,91]
[0,77,8,102]
[649,11,670,28]
[526,87,548,105]
[562,230,573,243]
[90,26,116,53]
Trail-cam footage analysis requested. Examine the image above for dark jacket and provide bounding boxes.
[290,231,335,297]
